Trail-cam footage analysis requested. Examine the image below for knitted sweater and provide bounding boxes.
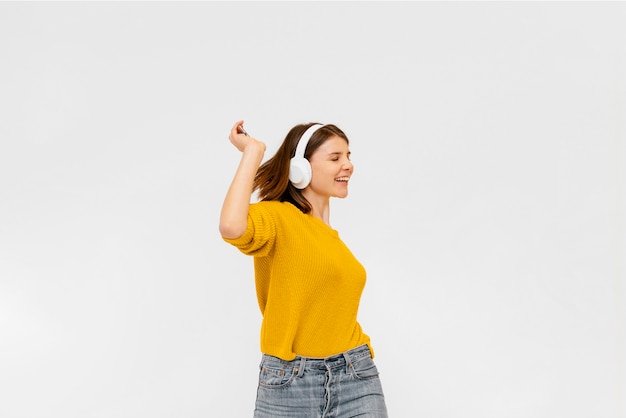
[223,200,372,361]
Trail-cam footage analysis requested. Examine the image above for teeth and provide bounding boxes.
[335,177,349,182]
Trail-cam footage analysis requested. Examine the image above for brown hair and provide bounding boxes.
[253,122,349,213]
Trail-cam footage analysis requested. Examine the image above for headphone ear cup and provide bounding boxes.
[289,157,312,189]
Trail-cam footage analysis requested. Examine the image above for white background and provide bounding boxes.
[1,2,625,417]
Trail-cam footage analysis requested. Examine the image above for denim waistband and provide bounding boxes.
[261,344,372,374]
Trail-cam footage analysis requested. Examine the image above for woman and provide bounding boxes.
[219,120,388,417]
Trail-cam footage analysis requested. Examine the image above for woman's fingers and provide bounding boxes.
[229,120,245,140]
[228,120,255,152]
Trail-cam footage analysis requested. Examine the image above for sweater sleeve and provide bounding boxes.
[222,202,277,257]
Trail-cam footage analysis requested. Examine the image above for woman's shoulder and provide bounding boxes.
[249,201,303,231]
[252,200,299,214]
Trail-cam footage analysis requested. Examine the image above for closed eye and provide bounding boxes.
[329,151,351,161]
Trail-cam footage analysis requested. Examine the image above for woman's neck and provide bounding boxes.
[304,193,331,226]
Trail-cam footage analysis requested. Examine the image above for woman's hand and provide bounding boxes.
[229,120,266,153]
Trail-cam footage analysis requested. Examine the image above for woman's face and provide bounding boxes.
[306,135,354,199]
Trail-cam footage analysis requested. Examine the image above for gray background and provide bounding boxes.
[1,1,625,417]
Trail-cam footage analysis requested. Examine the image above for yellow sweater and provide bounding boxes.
[223,201,372,361]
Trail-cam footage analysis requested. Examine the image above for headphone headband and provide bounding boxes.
[293,123,325,159]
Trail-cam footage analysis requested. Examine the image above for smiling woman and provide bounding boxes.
[250,122,353,220]
[219,120,388,417]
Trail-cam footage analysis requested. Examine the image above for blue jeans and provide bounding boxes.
[253,344,388,418]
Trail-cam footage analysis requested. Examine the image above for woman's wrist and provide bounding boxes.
[243,139,266,155]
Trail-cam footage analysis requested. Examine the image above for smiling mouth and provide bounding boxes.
[335,177,350,182]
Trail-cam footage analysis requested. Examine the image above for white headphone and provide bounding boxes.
[289,123,325,189]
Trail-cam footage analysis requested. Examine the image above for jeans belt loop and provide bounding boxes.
[342,351,352,373]
[297,357,306,377]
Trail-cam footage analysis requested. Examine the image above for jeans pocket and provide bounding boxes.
[258,360,297,389]
[349,356,380,381]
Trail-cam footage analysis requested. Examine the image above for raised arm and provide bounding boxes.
[219,120,266,239]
